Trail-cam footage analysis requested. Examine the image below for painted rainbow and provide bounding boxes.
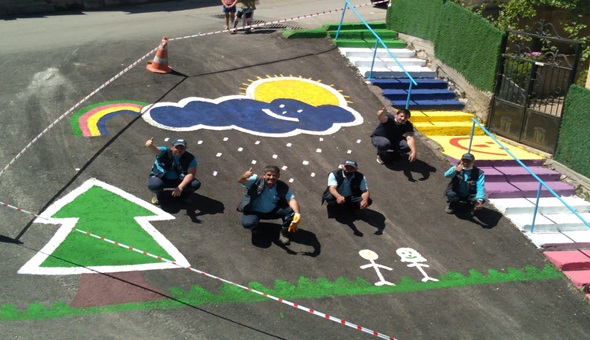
[71,100,147,137]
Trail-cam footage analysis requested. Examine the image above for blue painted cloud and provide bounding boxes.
[141,96,363,137]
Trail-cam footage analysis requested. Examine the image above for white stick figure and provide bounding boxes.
[396,247,439,282]
[359,249,395,286]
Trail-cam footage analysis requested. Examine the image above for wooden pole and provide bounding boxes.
[586,62,590,89]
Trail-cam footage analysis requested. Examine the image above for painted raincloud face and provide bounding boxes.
[141,77,363,137]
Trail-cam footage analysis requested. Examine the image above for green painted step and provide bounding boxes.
[334,39,406,49]
[327,29,398,40]
[323,21,387,31]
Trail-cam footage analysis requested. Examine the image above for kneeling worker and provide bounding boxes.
[322,160,372,218]
[444,153,485,215]
[237,165,301,245]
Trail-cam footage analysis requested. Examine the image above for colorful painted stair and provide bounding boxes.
[325,22,590,300]
[411,111,484,136]
[478,161,576,199]
[332,23,462,111]
[545,249,590,300]
[491,196,590,237]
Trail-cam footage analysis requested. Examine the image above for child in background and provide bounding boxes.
[231,0,256,34]
[222,0,237,30]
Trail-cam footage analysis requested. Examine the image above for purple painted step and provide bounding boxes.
[445,158,575,199]
[479,165,561,182]
[446,156,545,168]
[382,89,457,101]
[486,181,575,199]
[371,78,449,90]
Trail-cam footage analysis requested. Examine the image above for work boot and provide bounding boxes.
[278,228,290,245]
[376,155,384,165]
[445,202,455,214]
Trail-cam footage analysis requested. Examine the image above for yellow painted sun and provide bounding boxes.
[242,75,352,107]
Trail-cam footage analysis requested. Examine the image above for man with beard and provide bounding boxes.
[444,153,485,216]
[322,160,372,218]
[371,107,417,164]
[237,165,301,245]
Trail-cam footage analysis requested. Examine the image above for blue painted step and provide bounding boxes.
[382,89,457,101]
[371,78,449,90]
[389,99,465,111]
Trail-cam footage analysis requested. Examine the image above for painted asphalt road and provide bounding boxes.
[1,1,590,339]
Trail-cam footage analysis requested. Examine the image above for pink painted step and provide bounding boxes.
[544,250,590,271]
[563,270,590,287]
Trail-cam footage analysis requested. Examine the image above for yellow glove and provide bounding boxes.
[288,213,300,232]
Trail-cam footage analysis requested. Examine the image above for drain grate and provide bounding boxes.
[211,14,303,30]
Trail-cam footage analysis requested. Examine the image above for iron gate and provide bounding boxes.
[488,21,582,154]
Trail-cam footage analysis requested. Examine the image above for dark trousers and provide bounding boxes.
[323,192,372,217]
[241,206,294,230]
[371,136,409,156]
[445,189,477,206]
[148,176,201,197]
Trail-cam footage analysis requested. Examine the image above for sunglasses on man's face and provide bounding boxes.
[174,145,185,149]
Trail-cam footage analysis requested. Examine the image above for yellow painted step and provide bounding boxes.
[414,121,486,136]
[411,111,475,123]
[429,135,545,160]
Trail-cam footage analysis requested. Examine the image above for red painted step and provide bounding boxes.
[544,250,590,271]
[563,270,590,287]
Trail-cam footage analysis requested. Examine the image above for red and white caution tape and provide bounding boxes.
[0,46,159,178]
[0,197,397,338]
[68,226,397,339]
[0,1,380,177]
[171,1,381,41]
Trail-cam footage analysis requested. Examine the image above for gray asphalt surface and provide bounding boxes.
[1,1,590,339]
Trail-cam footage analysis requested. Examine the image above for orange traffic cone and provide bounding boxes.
[147,36,172,74]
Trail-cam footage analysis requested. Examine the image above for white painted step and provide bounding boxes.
[349,57,426,68]
[358,65,437,79]
[506,212,590,233]
[339,47,416,59]
[490,197,590,215]
[524,230,590,248]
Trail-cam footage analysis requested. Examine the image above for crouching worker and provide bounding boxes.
[146,137,201,206]
[237,165,301,245]
[444,153,485,216]
[322,160,372,218]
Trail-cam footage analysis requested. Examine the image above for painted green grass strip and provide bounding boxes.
[282,28,327,39]
[322,22,387,31]
[0,265,563,321]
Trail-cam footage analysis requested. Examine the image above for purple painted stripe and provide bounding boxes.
[480,165,561,182]
[446,156,545,167]
[486,181,576,199]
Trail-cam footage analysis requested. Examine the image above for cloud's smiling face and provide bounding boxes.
[141,77,363,137]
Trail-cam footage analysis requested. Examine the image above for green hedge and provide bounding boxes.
[387,0,504,92]
[555,85,590,178]
[387,0,443,41]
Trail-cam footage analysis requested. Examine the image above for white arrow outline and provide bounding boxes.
[18,178,189,275]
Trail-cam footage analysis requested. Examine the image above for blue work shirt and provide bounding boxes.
[327,171,368,197]
[154,146,197,180]
[444,166,485,201]
[244,175,294,213]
